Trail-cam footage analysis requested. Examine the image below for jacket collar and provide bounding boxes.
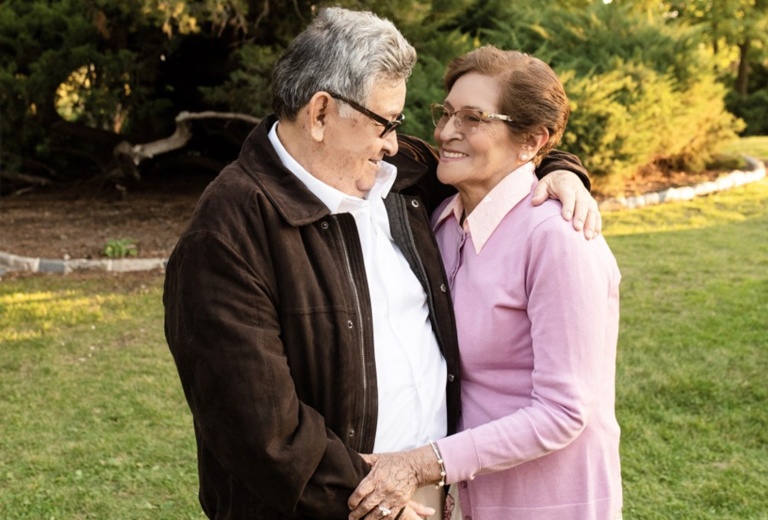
[237,115,330,226]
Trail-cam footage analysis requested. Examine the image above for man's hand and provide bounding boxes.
[532,170,602,239]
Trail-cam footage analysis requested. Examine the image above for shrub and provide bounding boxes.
[473,1,744,193]
[103,238,138,259]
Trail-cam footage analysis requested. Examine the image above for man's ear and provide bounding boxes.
[307,92,333,143]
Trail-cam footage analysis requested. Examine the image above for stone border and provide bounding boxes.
[598,156,766,211]
[1,157,765,276]
[0,251,166,276]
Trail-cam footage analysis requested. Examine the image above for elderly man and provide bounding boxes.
[164,7,595,520]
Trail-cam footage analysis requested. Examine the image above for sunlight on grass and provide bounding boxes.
[722,135,768,159]
[602,178,768,236]
[0,273,207,519]
[603,177,768,518]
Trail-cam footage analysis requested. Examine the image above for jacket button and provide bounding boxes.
[347,320,354,329]
[440,284,447,293]
[348,428,355,437]
[410,199,420,208]
[447,373,455,382]
[320,221,329,230]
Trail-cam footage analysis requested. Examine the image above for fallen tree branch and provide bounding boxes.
[119,111,262,166]
[0,170,53,186]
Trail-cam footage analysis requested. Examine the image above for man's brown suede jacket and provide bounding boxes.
[163,115,588,520]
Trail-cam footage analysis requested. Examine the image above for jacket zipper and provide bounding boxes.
[332,215,369,452]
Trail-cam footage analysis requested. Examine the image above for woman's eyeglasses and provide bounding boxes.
[430,103,513,131]
[329,93,405,138]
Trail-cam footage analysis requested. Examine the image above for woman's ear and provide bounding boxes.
[519,127,550,163]
[530,126,550,154]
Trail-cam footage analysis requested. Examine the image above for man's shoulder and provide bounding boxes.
[389,134,456,211]
[393,134,438,165]
[388,134,436,187]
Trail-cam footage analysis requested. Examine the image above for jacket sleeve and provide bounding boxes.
[535,149,591,192]
[164,226,369,519]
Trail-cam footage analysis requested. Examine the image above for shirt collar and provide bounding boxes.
[434,162,537,254]
[268,121,397,214]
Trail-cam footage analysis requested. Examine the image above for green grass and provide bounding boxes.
[1,178,767,518]
[603,178,768,518]
[722,135,768,161]
[0,273,205,519]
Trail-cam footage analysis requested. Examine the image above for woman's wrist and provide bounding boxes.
[410,444,447,487]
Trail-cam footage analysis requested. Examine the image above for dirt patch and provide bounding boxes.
[0,174,211,261]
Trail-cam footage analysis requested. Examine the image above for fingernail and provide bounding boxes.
[585,230,594,240]
[565,210,573,219]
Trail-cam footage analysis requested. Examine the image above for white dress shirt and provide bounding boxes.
[268,124,447,451]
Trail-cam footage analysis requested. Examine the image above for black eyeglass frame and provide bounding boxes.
[329,92,405,138]
[430,103,514,130]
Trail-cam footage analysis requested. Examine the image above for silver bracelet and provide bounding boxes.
[428,441,447,488]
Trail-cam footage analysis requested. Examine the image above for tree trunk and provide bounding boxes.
[735,40,751,97]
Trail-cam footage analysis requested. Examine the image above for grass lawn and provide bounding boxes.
[722,135,768,161]
[0,273,205,519]
[603,177,768,518]
[1,177,767,519]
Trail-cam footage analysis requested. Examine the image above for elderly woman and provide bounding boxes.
[349,46,622,520]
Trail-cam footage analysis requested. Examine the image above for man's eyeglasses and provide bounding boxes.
[329,92,405,138]
[430,103,513,132]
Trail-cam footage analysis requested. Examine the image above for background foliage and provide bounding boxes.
[0,0,766,194]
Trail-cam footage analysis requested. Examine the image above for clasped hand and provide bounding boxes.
[348,452,436,520]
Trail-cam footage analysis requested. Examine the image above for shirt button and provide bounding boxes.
[347,320,354,329]
[460,482,468,489]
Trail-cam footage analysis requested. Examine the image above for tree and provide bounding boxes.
[667,0,768,95]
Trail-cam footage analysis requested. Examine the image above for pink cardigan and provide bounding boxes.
[432,169,623,520]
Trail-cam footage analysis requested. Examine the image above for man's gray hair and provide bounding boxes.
[271,7,416,120]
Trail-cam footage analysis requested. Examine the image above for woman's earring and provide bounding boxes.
[520,153,529,162]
